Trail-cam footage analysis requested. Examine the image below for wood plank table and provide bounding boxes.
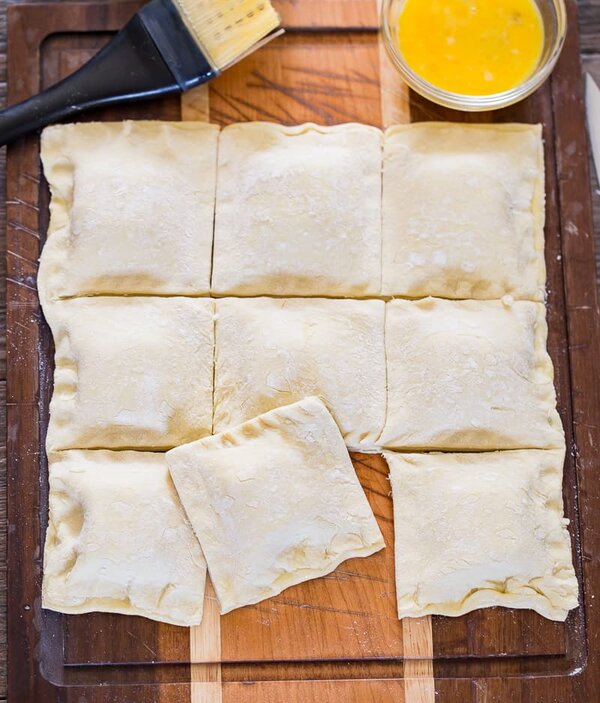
[2,0,600,700]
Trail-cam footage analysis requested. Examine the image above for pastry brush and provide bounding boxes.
[0,0,282,146]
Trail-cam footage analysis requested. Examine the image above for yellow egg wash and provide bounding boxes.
[398,0,545,95]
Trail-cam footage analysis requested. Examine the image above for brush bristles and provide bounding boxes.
[173,0,280,70]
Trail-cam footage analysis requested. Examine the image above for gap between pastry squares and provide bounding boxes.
[37,119,579,629]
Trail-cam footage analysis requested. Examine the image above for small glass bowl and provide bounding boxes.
[381,0,567,112]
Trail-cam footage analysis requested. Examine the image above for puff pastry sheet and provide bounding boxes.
[213,297,386,450]
[211,122,383,296]
[42,450,207,626]
[385,450,579,621]
[45,297,214,450]
[38,121,218,301]
[382,123,545,300]
[167,397,385,614]
[379,297,564,450]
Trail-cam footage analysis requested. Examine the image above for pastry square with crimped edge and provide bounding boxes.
[213,296,386,451]
[38,121,218,302]
[167,397,385,614]
[379,297,564,450]
[382,123,545,300]
[45,297,214,451]
[42,450,207,626]
[211,122,382,296]
[385,449,578,621]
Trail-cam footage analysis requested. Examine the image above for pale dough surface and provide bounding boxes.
[213,297,386,450]
[167,397,385,614]
[385,449,579,621]
[211,122,383,296]
[45,297,214,450]
[38,121,218,301]
[382,123,545,300]
[379,297,564,450]
[42,450,207,626]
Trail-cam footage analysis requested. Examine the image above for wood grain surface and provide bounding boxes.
[3,1,600,701]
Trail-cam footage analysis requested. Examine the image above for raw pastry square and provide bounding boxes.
[167,397,385,613]
[213,297,386,450]
[45,297,214,450]
[379,298,564,450]
[385,449,579,621]
[211,122,382,296]
[382,123,545,300]
[38,121,219,301]
[42,450,207,626]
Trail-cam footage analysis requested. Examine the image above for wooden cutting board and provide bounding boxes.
[6,0,600,701]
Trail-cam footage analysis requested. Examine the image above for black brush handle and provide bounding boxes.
[0,0,216,146]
